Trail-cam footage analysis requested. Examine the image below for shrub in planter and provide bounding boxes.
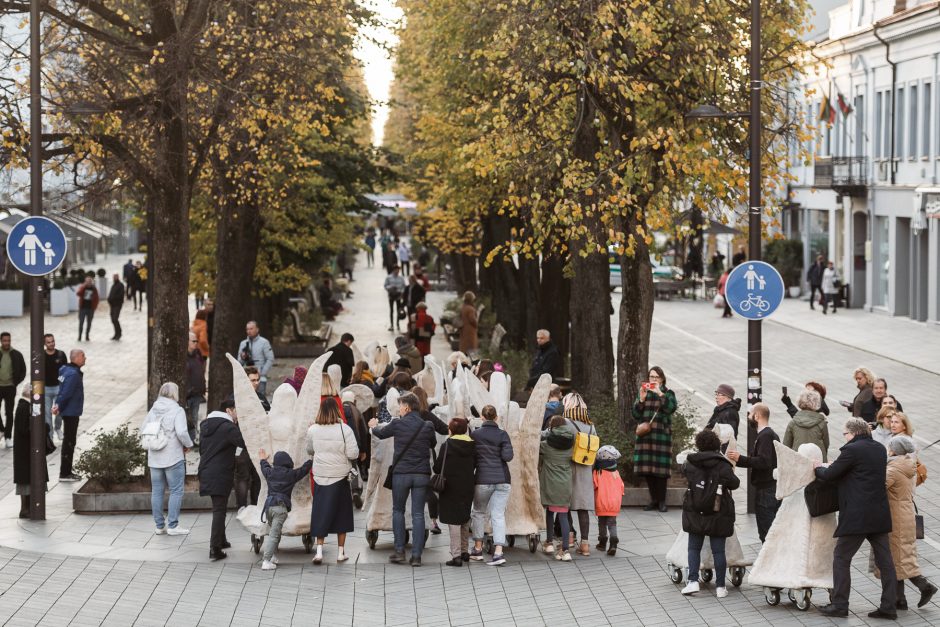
[52,278,65,290]
[74,424,147,490]
[764,238,803,289]
[96,268,107,278]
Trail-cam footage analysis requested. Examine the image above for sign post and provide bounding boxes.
[6,216,68,520]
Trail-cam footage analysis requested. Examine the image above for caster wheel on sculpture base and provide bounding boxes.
[670,568,683,584]
[700,569,713,583]
[302,534,313,554]
[352,493,363,510]
[527,535,538,554]
[794,589,812,611]
[730,567,744,588]
[367,530,378,550]
[787,589,796,603]
[765,588,781,606]
[250,534,262,555]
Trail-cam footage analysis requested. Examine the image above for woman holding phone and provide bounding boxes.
[632,366,677,512]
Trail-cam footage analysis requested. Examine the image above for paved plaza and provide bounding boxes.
[0,255,937,625]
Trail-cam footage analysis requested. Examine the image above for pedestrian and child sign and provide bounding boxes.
[725,260,785,320]
[5,216,67,277]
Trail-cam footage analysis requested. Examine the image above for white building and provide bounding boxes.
[787,0,940,323]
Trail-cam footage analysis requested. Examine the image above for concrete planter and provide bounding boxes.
[788,286,802,298]
[50,288,70,316]
[622,486,686,507]
[0,289,23,317]
[67,286,79,312]
[72,477,236,514]
[96,276,108,298]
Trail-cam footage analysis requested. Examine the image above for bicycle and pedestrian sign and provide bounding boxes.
[5,216,68,277]
[725,260,784,320]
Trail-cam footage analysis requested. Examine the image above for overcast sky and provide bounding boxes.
[355,0,402,146]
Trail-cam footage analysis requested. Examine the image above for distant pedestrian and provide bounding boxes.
[52,349,85,482]
[305,397,359,565]
[76,275,99,341]
[382,241,397,273]
[783,388,829,461]
[410,303,435,358]
[540,415,576,560]
[807,254,825,310]
[185,333,206,442]
[203,299,215,344]
[458,291,479,356]
[632,366,677,513]
[364,231,376,268]
[882,436,938,611]
[814,418,897,619]
[128,262,143,310]
[237,321,274,397]
[192,310,210,358]
[368,392,437,566]
[593,445,624,556]
[143,382,194,536]
[403,274,425,315]
[0,332,26,447]
[14,384,51,518]
[525,329,562,389]
[42,334,67,439]
[821,261,840,314]
[727,403,780,542]
[384,266,406,332]
[122,259,135,300]
[706,383,741,438]
[325,333,356,387]
[198,399,246,561]
[848,367,875,418]
[680,429,740,599]
[469,404,514,566]
[397,240,412,276]
[781,380,831,417]
[258,448,312,570]
[107,273,124,340]
[731,245,747,267]
[394,335,423,374]
[717,269,732,318]
[433,417,477,567]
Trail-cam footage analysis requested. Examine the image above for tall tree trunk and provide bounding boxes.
[207,191,263,410]
[538,253,570,360]
[616,234,654,432]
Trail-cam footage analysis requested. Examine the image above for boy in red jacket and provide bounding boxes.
[594,445,625,556]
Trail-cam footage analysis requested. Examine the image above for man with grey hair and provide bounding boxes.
[813,417,897,619]
[526,329,562,389]
[237,321,274,397]
[52,349,86,482]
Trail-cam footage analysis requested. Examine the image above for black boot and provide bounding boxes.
[595,537,607,551]
[607,538,618,556]
[209,548,227,561]
[19,495,29,518]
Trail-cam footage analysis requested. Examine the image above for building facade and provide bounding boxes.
[788,0,940,323]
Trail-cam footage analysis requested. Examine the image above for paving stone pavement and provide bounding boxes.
[0,252,939,624]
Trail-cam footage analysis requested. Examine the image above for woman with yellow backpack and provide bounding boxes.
[562,392,600,556]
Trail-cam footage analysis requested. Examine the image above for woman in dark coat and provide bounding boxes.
[14,386,52,518]
[432,417,476,566]
[198,400,246,561]
[632,366,677,513]
[680,429,740,598]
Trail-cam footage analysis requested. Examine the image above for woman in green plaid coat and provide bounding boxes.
[632,366,677,512]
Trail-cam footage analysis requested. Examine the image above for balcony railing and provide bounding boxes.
[814,156,868,191]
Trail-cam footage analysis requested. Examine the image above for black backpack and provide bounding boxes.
[685,465,723,515]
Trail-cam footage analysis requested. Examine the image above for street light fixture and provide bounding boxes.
[685,0,763,515]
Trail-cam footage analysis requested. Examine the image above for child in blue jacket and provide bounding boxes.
[258,448,312,570]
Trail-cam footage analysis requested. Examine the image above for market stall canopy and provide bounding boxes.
[364,193,418,217]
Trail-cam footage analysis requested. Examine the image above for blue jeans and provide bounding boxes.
[545,509,571,550]
[44,385,59,430]
[471,483,511,547]
[150,460,186,529]
[688,533,727,587]
[755,485,781,543]
[78,307,94,339]
[392,473,429,557]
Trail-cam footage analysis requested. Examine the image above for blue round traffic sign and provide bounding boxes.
[725,261,785,320]
[5,216,68,277]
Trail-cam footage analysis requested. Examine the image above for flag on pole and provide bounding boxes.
[818,93,836,124]
[837,92,853,118]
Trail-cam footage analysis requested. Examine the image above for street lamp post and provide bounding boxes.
[687,0,762,514]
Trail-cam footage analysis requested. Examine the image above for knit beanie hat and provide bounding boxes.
[596,445,621,461]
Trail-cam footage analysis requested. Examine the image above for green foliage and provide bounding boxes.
[74,424,147,490]
[765,239,804,287]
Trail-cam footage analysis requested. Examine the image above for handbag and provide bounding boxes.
[916,458,928,486]
[804,478,839,517]
[382,421,424,490]
[340,426,359,484]
[430,440,449,493]
[915,501,925,540]
[635,410,658,438]
[712,293,724,308]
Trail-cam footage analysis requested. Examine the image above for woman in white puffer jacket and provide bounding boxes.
[142,382,193,536]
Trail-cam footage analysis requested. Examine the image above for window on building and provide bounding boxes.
[909,85,918,159]
[875,92,883,158]
[854,94,864,157]
[896,87,904,159]
[924,83,931,159]
[884,90,893,159]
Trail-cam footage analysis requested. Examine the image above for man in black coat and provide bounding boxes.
[807,254,825,310]
[325,333,356,387]
[813,418,897,619]
[0,332,27,446]
[525,329,562,389]
[706,383,741,438]
[107,273,124,340]
[198,400,246,561]
[727,403,779,542]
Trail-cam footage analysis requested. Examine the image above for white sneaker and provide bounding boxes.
[716,587,728,599]
[4,440,13,449]
[154,527,167,535]
[681,581,700,595]
[271,556,279,564]
[261,560,276,570]
[167,527,190,536]
[542,542,555,554]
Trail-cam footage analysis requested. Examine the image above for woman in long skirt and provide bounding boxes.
[306,397,359,564]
